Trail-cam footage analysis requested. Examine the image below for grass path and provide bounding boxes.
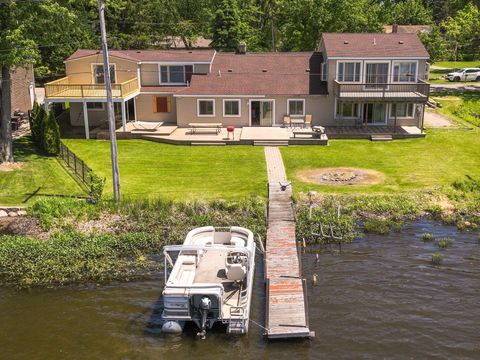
[63,139,267,200]
[282,129,480,194]
[0,138,84,206]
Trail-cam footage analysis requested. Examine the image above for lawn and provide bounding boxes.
[281,128,480,195]
[431,92,480,127]
[0,138,84,206]
[62,139,267,200]
[429,60,480,84]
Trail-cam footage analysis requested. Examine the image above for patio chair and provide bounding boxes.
[304,114,312,128]
[283,116,291,128]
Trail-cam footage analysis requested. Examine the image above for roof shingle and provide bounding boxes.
[321,33,429,58]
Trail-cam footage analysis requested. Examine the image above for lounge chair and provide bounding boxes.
[304,114,312,128]
[283,116,291,128]
[131,121,164,132]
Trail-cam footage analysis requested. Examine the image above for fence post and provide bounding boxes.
[82,162,85,183]
[73,153,77,174]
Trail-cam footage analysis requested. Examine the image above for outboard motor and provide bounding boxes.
[197,296,212,339]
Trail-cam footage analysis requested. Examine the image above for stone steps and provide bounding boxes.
[370,134,393,141]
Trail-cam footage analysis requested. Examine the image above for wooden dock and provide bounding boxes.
[264,147,313,339]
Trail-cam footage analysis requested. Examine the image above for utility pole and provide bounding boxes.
[98,0,121,202]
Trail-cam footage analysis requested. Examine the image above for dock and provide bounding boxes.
[264,147,313,339]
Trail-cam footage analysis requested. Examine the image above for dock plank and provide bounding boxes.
[264,147,312,339]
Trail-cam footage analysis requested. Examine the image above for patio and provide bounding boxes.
[111,122,423,145]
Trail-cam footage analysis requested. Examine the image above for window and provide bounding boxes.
[223,99,240,117]
[390,103,414,117]
[336,102,359,118]
[87,102,104,110]
[393,62,417,82]
[92,64,116,84]
[154,96,171,113]
[337,62,361,82]
[197,99,215,116]
[288,99,305,116]
[321,63,328,81]
[160,65,185,84]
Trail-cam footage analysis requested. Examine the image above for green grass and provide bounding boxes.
[282,128,480,195]
[431,92,480,127]
[429,61,480,84]
[0,138,84,206]
[62,139,267,200]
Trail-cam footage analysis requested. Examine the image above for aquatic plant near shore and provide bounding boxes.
[431,252,444,265]
[423,233,433,241]
[437,238,452,249]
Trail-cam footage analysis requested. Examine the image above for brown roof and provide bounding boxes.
[66,49,215,63]
[321,33,429,58]
[177,52,327,96]
[384,25,432,34]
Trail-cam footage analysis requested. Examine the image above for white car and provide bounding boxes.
[445,68,480,82]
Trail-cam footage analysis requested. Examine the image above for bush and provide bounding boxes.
[363,219,395,235]
[431,252,443,265]
[29,101,41,143]
[89,172,106,203]
[43,111,61,155]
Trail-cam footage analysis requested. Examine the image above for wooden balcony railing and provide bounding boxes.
[333,80,430,102]
[45,76,140,99]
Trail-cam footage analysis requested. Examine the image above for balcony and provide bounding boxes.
[45,76,140,99]
[333,80,430,102]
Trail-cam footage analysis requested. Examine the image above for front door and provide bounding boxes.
[250,100,274,126]
[363,103,386,125]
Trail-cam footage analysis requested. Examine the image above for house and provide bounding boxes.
[0,65,35,116]
[384,24,432,34]
[44,33,430,140]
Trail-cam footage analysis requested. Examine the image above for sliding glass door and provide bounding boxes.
[363,103,387,125]
[365,63,389,88]
[250,100,274,126]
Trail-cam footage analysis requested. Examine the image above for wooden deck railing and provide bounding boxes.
[333,80,430,101]
[45,76,139,99]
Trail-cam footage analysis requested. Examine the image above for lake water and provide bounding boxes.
[1,220,479,359]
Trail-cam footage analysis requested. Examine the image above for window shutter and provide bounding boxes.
[185,65,193,83]
[154,96,170,113]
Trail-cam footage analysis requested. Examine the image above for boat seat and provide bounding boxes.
[230,237,245,247]
[225,263,246,281]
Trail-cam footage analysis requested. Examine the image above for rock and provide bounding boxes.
[0,210,8,217]
[17,210,27,216]
[8,212,18,217]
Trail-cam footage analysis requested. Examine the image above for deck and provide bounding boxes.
[264,147,312,339]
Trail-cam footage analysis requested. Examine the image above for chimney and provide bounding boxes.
[238,41,246,54]
[392,24,398,33]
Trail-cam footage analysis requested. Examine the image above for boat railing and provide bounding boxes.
[230,306,245,318]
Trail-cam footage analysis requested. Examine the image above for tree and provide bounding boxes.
[211,0,243,50]
[43,112,60,156]
[0,1,86,163]
[419,25,449,62]
[441,2,480,60]
[391,0,433,25]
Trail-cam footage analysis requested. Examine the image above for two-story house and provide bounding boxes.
[44,33,430,140]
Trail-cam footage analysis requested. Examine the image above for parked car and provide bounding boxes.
[445,68,480,82]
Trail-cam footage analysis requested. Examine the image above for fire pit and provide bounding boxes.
[297,167,384,186]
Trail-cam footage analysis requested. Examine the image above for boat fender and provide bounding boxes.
[162,321,183,334]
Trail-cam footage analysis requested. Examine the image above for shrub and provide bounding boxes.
[431,252,443,265]
[422,232,433,241]
[436,238,452,249]
[43,111,61,155]
[364,219,391,235]
[89,172,106,203]
[29,101,41,143]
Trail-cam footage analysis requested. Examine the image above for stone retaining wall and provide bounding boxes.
[0,207,27,218]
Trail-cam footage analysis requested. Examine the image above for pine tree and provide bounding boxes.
[211,0,242,51]
[43,112,60,155]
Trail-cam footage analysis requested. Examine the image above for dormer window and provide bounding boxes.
[92,64,116,84]
[160,65,185,84]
